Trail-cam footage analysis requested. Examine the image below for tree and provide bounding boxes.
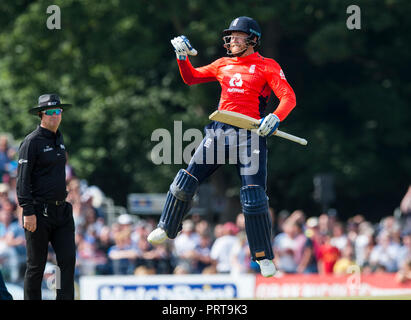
[1,0,409,221]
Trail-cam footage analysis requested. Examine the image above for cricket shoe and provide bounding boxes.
[257,259,277,277]
[147,227,169,245]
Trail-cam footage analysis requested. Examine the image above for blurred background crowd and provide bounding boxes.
[1,133,411,285]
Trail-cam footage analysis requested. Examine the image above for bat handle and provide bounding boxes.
[273,130,308,145]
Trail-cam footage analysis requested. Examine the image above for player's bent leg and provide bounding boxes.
[148,169,199,244]
[240,184,276,277]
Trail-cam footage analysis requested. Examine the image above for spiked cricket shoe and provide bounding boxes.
[257,259,277,277]
[147,227,169,245]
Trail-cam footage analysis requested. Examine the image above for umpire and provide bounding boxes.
[16,94,76,300]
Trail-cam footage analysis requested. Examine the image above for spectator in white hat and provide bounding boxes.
[173,219,200,273]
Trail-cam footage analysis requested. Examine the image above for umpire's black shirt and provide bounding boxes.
[17,125,67,216]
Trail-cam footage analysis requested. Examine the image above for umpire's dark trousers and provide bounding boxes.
[0,269,13,300]
[24,201,76,300]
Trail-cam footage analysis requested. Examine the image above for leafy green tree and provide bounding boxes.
[0,0,409,221]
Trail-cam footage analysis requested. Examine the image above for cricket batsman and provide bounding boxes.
[148,16,297,277]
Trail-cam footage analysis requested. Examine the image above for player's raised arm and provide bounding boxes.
[257,61,296,137]
[265,61,297,122]
[171,35,218,85]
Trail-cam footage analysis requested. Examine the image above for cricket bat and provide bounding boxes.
[209,110,308,146]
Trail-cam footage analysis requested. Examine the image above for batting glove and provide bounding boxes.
[170,35,198,60]
[257,113,280,137]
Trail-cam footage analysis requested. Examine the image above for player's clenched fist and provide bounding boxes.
[257,113,280,137]
[170,35,198,60]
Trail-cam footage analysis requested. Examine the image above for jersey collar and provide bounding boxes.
[231,51,259,62]
[37,125,61,139]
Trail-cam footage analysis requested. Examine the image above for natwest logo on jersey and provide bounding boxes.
[227,73,245,93]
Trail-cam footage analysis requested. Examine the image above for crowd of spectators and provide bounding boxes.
[1,133,411,285]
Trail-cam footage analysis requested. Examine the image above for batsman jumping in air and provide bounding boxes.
[148,16,297,277]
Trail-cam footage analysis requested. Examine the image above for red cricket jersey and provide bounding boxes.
[177,52,296,121]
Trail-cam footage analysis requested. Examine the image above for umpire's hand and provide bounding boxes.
[24,215,37,232]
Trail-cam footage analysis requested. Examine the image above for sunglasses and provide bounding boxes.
[42,108,62,116]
